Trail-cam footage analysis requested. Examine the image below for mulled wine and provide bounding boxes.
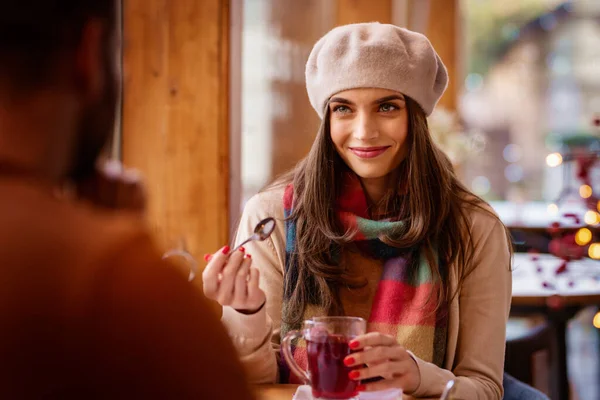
[307,334,358,400]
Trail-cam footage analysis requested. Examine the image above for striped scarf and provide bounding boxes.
[279,173,448,383]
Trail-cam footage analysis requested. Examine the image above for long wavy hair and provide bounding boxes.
[267,96,512,326]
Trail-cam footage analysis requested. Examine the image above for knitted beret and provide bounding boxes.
[305,22,448,118]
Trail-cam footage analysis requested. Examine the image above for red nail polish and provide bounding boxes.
[344,357,355,366]
[222,246,230,254]
[203,254,212,262]
[239,246,245,252]
[349,341,360,349]
[348,370,360,380]
[357,385,366,392]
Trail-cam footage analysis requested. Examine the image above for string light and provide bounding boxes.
[547,203,558,215]
[594,311,600,330]
[576,228,592,246]
[546,153,563,167]
[589,243,600,259]
[584,211,600,225]
[580,184,593,199]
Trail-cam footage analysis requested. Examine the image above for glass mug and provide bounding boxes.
[282,316,367,400]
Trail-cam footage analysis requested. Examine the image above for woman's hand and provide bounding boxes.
[202,246,266,314]
[344,332,421,394]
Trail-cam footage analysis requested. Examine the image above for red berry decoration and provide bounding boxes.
[555,261,568,275]
[548,222,561,235]
[546,294,563,310]
[542,281,555,289]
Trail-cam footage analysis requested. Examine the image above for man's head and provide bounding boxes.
[0,1,119,182]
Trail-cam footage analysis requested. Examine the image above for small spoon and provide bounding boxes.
[231,217,276,252]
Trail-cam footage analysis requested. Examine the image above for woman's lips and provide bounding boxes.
[349,146,391,159]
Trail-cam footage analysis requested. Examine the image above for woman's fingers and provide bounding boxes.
[345,343,408,367]
[202,246,230,298]
[349,360,408,381]
[232,254,252,304]
[217,249,245,304]
[349,332,397,350]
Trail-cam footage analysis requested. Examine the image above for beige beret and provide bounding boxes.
[305,22,448,118]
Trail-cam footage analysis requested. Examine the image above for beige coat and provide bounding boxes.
[222,187,512,399]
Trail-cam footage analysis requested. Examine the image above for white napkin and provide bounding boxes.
[292,385,402,400]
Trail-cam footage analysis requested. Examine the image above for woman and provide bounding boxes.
[203,22,512,399]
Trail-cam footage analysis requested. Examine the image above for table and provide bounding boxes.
[254,385,431,400]
[490,201,590,230]
[511,253,600,400]
[255,385,298,400]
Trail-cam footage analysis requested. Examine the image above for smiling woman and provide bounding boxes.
[329,89,409,204]
[207,22,513,400]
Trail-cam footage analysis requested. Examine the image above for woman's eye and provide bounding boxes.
[379,103,398,112]
[333,105,351,114]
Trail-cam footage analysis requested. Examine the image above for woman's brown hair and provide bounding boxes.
[267,96,512,326]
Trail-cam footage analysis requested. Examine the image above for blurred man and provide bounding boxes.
[0,1,254,398]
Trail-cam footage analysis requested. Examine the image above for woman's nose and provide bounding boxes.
[352,113,378,141]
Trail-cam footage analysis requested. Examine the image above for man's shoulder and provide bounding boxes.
[0,180,152,267]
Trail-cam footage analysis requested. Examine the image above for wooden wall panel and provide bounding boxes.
[425,0,459,111]
[336,0,393,25]
[122,1,230,265]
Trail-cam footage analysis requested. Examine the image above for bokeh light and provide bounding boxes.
[589,243,600,259]
[580,185,593,199]
[471,176,491,196]
[575,228,592,246]
[505,165,524,182]
[585,211,600,225]
[594,311,600,330]
[503,144,522,163]
[546,153,563,167]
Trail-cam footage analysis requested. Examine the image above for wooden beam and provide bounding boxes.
[122,1,230,265]
[425,0,459,111]
[336,0,393,25]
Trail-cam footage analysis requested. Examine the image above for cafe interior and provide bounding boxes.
[113,0,600,399]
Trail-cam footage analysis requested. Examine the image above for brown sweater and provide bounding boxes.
[0,178,254,399]
[222,188,512,400]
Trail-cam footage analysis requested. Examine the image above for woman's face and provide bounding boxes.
[328,88,409,181]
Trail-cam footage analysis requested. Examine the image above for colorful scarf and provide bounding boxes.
[279,173,448,383]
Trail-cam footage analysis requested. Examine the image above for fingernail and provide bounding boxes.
[239,246,245,252]
[204,254,212,262]
[344,357,355,366]
[244,254,252,259]
[357,385,366,392]
[349,341,360,349]
[348,371,360,380]
[222,246,230,254]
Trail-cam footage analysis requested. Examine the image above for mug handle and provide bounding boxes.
[162,248,198,282]
[281,330,310,384]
